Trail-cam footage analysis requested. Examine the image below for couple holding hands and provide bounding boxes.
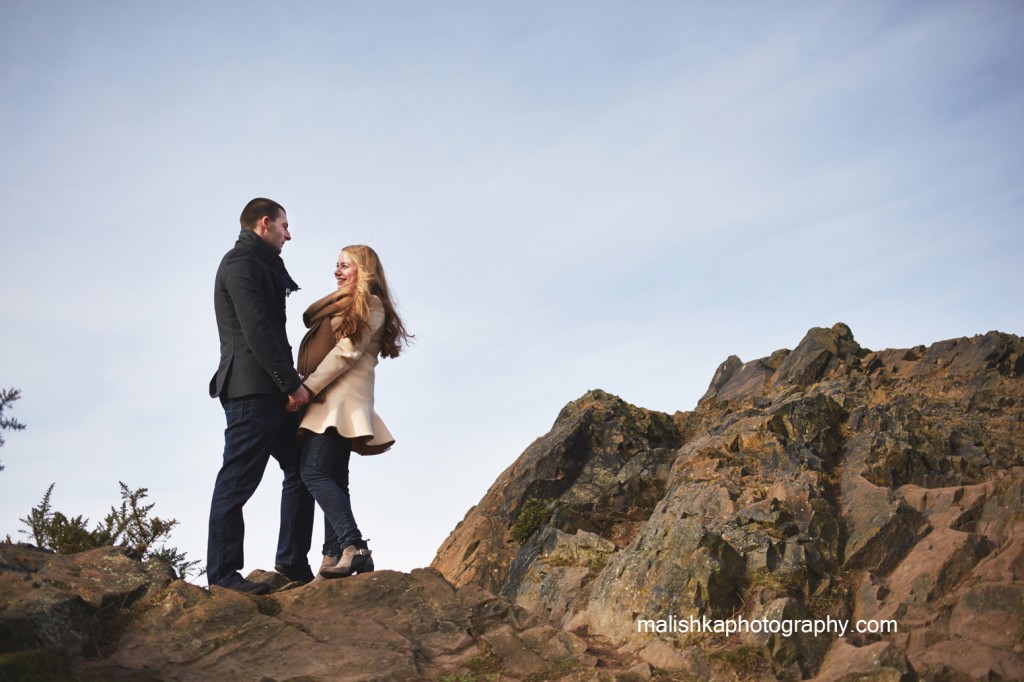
[207,197,411,594]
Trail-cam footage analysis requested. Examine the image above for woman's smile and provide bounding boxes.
[335,251,359,290]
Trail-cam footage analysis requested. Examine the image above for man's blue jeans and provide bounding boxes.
[300,428,362,553]
[207,395,314,587]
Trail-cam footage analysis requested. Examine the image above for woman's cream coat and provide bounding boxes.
[299,295,394,455]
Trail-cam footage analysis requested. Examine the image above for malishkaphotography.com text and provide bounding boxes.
[636,614,898,639]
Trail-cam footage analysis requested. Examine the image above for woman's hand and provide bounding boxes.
[286,385,311,412]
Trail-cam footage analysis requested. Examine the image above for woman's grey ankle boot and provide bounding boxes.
[319,544,373,579]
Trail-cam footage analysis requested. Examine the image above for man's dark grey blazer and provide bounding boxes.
[210,230,302,399]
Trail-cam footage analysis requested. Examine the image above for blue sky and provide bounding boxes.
[2,1,1022,578]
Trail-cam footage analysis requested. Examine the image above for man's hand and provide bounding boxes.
[286,385,311,412]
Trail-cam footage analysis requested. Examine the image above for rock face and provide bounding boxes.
[3,324,1022,681]
[433,324,1024,680]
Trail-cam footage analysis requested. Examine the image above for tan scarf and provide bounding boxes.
[297,290,349,378]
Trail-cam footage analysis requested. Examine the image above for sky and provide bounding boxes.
[1,1,1022,581]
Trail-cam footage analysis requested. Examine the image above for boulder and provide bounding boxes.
[0,544,174,657]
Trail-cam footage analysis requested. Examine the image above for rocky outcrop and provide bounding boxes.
[434,389,687,596]
[4,324,1022,681]
[433,324,1024,680]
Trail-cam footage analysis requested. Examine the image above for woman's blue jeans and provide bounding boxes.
[301,429,362,553]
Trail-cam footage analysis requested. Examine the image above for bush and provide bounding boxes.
[509,498,553,544]
[0,387,27,471]
[19,482,202,580]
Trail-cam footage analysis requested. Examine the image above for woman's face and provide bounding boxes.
[335,250,359,291]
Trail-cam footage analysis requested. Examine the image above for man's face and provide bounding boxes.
[259,210,290,254]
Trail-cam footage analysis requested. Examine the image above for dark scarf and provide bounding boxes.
[237,230,300,296]
[297,290,349,378]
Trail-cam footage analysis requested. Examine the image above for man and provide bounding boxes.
[208,197,314,594]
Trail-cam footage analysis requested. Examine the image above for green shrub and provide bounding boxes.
[0,386,27,471]
[18,482,202,580]
[510,498,552,544]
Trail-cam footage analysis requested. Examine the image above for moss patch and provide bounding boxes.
[510,499,553,544]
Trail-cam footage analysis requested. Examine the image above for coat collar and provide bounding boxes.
[236,229,300,296]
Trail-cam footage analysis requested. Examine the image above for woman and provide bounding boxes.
[296,245,411,579]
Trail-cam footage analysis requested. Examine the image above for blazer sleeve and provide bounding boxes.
[302,299,385,397]
[221,251,302,393]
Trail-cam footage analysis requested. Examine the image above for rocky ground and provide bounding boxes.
[2,324,1022,681]
[1,544,629,681]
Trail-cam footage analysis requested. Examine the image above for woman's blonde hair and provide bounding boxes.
[333,244,411,359]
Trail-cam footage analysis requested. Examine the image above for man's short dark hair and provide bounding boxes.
[240,198,285,231]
